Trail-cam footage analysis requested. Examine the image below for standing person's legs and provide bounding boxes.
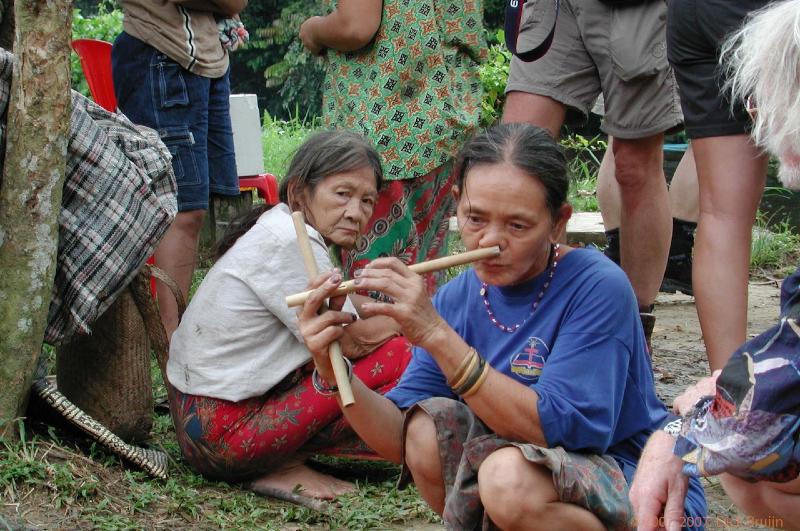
[613,134,672,309]
[501,91,566,138]
[668,0,770,370]
[502,0,598,138]
[669,143,699,223]
[599,141,700,295]
[661,143,699,295]
[112,33,239,339]
[693,137,767,369]
[597,137,620,231]
[597,0,681,311]
[153,212,205,338]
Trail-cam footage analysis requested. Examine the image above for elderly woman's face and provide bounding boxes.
[304,166,379,248]
[456,161,569,287]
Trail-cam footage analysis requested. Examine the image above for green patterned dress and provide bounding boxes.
[323,0,487,292]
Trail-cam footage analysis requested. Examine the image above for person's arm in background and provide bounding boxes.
[629,429,689,531]
[170,0,247,17]
[299,0,382,55]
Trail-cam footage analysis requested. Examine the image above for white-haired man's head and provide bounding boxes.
[722,0,800,190]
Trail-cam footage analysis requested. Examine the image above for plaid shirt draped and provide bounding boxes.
[0,49,177,344]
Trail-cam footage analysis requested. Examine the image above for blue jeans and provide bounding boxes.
[111,32,239,211]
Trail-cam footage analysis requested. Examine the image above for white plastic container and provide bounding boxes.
[229,94,265,176]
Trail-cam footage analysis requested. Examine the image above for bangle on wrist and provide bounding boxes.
[452,353,486,396]
[447,346,476,386]
[460,361,490,398]
[312,357,353,396]
[449,347,479,389]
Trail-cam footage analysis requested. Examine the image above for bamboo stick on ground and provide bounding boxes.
[285,245,501,308]
[291,211,355,407]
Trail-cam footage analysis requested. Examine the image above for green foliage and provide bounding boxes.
[751,215,800,271]
[479,30,512,127]
[1,423,102,510]
[483,0,508,29]
[70,1,123,97]
[561,134,605,213]
[259,0,328,119]
[262,111,319,178]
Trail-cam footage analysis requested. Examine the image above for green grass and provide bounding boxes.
[262,113,318,180]
[2,358,439,530]
[750,215,800,273]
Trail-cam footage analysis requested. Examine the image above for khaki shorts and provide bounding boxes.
[506,0,683,139]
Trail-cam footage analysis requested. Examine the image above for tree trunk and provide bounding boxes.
[0,0,71,438]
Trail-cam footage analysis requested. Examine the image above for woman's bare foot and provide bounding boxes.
[249,457,355,500]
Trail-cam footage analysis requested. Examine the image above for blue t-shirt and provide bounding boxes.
[386,248,706,521]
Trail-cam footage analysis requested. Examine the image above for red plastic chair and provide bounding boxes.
[71,39,117,112]
[240,173,279,204]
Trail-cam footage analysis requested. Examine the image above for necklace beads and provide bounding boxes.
[480,243,560,333]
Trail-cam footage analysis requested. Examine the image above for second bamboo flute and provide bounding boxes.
[285,245,501,308]
[291,211,355,406]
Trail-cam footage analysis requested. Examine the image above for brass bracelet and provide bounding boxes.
[452,355,486,396]
[460,361,490,398]
[450,348,479,390]
[447,346,478,387]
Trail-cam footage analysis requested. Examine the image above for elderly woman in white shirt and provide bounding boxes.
[166,130,409,500]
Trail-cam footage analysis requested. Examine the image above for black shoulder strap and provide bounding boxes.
[504,0,560,62]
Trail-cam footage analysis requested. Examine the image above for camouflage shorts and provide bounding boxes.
[400,397,635,530]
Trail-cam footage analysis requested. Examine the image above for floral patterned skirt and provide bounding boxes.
[169,337,412,482]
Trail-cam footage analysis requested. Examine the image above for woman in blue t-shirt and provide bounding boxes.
[298,123,706,529]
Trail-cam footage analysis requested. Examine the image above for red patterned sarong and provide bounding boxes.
[169,336,412,482]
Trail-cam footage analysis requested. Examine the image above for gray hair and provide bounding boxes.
[455,123,569,219]
[722,0,800,189]
[279,129,384,203]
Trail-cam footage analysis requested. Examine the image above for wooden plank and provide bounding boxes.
[449,212,607,247]
[566,211,606,246]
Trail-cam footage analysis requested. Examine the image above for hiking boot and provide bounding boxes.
[640,305,656,356]
[660,219,696,296]
[604,228,620,265]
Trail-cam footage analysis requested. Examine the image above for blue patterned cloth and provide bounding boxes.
[674,266,800,482]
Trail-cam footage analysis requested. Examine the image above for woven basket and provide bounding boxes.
[56,276,154,444]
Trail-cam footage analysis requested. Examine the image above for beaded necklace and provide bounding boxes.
[479,243,561,333]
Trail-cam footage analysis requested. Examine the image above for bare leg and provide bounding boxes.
[154,209,205,340]
[669,143,699,223]
[721,474,800,531]
[404,410,446,514]
[598,141,698,232]
[501,91,567,139]
[613,135,672,309]
[249,455,355,500]
[597,137,620,230]
[692,136,767,370]
[479,447,605,531]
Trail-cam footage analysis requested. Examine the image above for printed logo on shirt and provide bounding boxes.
[510,337,549,381]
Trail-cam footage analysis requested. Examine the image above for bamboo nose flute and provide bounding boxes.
[284,245,501,308]
[291,211,355,406]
